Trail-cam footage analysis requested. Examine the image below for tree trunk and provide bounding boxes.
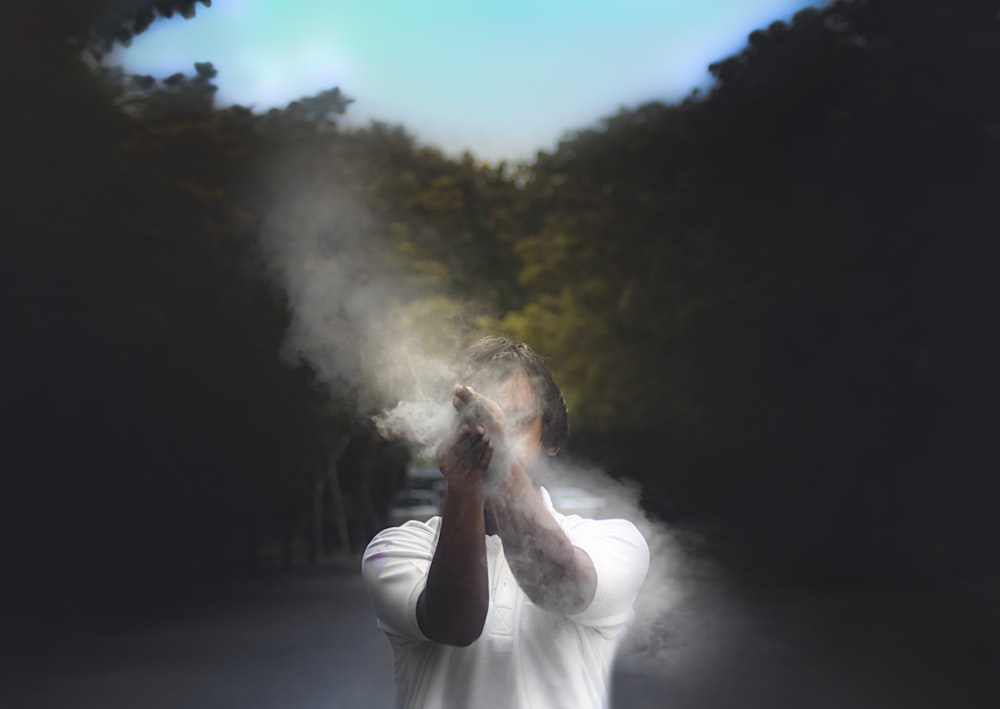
[325,434,352,557]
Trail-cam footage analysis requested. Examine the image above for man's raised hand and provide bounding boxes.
[436,420,493,498]
[451,384,512,486]
[452,385,505,439]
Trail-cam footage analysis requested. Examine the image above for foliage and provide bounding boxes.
[494,0,1000,580]
[4,0,998,607]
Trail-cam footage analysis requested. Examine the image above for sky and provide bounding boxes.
[112,0,826,163]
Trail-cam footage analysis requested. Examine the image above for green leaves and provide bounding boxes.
[9,0,998,592]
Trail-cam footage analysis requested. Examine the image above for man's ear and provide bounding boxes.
[546,446,559,457]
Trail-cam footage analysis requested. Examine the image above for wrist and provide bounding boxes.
[444,481,486,507]
[490,460,531,504]
[484,439,513,488]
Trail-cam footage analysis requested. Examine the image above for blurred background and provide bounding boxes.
[2,1,998,707]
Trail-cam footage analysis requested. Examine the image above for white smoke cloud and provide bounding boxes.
[533,456,733,678]
[258,176,479,434]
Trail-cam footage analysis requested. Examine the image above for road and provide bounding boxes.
[4,559,393,709]
[2,558,997,709]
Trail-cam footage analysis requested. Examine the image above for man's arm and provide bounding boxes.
[415,422,492,647]
[453,384,596,616]
[489,462,598,616]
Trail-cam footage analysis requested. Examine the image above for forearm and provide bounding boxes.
[489,463,597,615]
[417,488,489,646]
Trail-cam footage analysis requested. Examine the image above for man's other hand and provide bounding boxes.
[436,420,493,498]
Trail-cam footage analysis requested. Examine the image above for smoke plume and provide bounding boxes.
[259,177,481,444]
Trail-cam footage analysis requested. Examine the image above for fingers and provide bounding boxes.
[436,422,493,478]
[452,384,474,411]
[453,384,504,433]
[466,428,492,471]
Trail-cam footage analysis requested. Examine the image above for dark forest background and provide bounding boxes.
[2,0,998,622]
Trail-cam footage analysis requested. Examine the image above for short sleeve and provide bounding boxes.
[361,518,440,642]
[561,516,649,629]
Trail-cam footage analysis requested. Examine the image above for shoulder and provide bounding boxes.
[361,519,440,642]
[560,515,649,566]
[540,486,649,569]
[363,517,441,568]
[368,516,441,545]
[555,514,650,629]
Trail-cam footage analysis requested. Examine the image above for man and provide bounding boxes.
[362,337,649,708]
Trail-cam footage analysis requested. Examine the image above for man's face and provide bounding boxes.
[486,371,545,469]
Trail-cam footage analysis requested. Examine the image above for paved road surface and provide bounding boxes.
[2,558,997,708]
[4,559,393,709]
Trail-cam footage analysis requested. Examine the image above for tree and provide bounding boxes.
[494,0,1000,582]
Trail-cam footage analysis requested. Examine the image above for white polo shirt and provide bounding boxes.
[361,489,650,709]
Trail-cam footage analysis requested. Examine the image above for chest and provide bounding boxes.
[482,538,579,650]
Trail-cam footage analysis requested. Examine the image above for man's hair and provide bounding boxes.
[460,336,569,454]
